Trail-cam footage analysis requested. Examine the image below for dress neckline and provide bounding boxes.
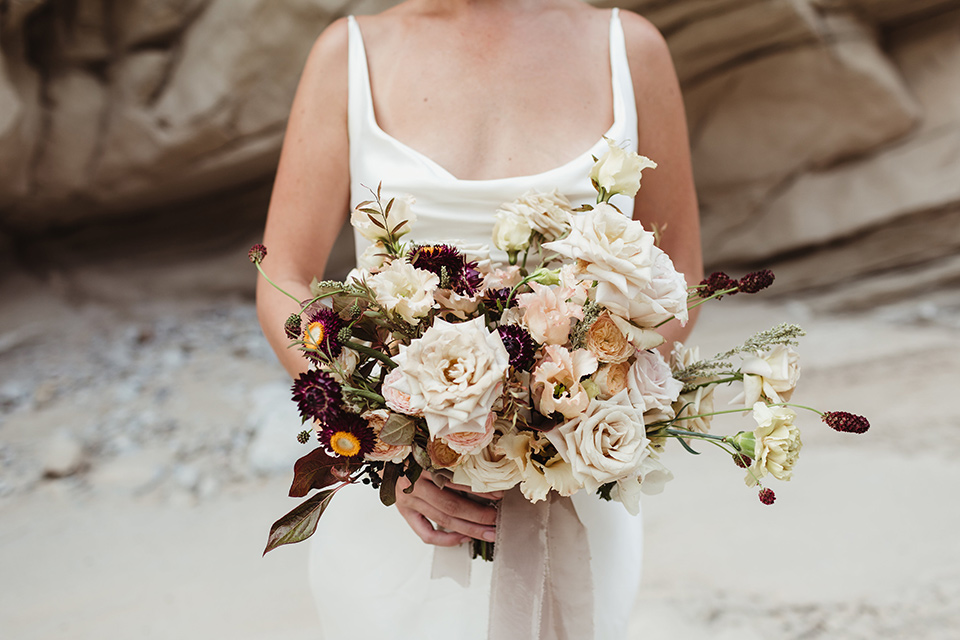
[349,9,626,185]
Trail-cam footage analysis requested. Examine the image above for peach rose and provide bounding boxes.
[363,409,412,464]
[585,312,634,364]
[442,412,497,455]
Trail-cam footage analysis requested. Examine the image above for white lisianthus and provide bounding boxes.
[626,349,683,420]
[609,314,665,351]
[589,137,657,199]
[735,345,801,407]
[499,431,580,502]
[452,433,524,493]
[350,194,417,242]
[368,260,439,325]
[541,204,658,323]
[517,282,584,345]
[392,317,510,439]
[629,247,689,328]
[738,402,802,486]
[546,389,651,493]
[492,210,532,252]
[357,242,390,273]
[531,345,599,419]
[498,190,573,241]
[609,454,673,514]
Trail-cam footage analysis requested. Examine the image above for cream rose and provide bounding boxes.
[498,190,573,241]
[629,247,689,328]
[364,409,412,464]
[452,433,524,493]
[392,316,510,439]
[541,204,659,323]
[546,389,651,492]
[532,345,598,419]
[492,210,532,252]
[369,260,439,325]
[585,312,634,364]
[589,137,658,199]
[350,194,417,242]
[626,349,683,420]
[737,402,802,486]
[735,345,801,407]
[517,282,584,345]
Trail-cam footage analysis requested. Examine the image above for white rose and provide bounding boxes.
[492,210,532,252]
[589,137,657,199]
[498,190,573,241]
[546,389,651,492]
[350,194,417,242]
[452,433,524,492]
[369,260,439,325]
[626,349,683,421]
[393,317,510,439]
[629,247,689,328]
[735,345,801,407]
[541,204,659,323]
[739,403,802,486]
[592,361,631,399]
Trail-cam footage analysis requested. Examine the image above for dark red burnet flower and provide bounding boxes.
[248,244,267,264]
[698,272,738,298]
[319,411,376,458]
[497,324,538,371]
[301,307,345,358]
[758,488,776,505]
[822,411,870,434]
[733,453,753,469]
[738,269,775,294]
[291,369,345,425]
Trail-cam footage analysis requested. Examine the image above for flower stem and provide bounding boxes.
[344,340,398,369]
[255,262,303,306]
[655,287,739,328]
[342,386,386,405]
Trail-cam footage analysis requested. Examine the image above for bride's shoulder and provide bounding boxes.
[618,10,679,88]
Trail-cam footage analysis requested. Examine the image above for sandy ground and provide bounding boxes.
[1,263,959,640]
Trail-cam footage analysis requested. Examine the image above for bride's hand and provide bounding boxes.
[395,473,501,547]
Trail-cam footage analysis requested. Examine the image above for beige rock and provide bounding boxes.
[114,0,208,49]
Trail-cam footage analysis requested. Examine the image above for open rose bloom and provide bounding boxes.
[259,141,870,556]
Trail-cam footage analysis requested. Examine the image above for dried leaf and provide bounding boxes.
[380,463,402,506]
[263,489,335,555]
[289,447,360,498]
[380,414,417,446]
[403,460,423,494]
[366,213,387,230]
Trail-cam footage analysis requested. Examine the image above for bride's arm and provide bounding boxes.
[257,18,497,546]
[622,11,705,349]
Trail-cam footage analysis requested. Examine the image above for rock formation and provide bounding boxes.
[1,0,959,306]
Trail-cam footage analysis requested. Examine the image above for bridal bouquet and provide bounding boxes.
[253,139,869,556]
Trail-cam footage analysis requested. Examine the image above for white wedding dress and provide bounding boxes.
[308,10,643,639]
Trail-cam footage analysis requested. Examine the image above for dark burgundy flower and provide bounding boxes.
[291,369,344,425]
[738,270,775,294]
[409,245,466,282]
[284,314,302,341]
[498,324,538,371]
[455,262,484,296]
[248,244,267,264]
[698,272,738,298]
[320,411,376,458]
[483,288,517,314]
[822,411,870,434]
[733,453,753,469]
[301,307,345,358]
[758,488,776,505]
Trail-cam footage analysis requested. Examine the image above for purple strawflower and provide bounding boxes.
[483,288,517,313]
[822,411,870,434]
[291,369,344,425]
[455,262,484,296]
[302,307,345,358]
[738,270,775,294]
[248,244,267,264]
[758,488,776,505]
[699,271,738,298]
[498,324,538,371]
[320,411,376,458]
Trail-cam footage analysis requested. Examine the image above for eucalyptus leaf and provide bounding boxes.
[380,414,417,446]
[380,463,402,507]
[263,489,336,555]
[677,438,701,456]
[412,445,431,471]
[404,460,423,494]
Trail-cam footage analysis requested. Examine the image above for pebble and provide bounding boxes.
[42,432,87,478]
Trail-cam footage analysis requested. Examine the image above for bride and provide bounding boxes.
[256,1,702,637]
